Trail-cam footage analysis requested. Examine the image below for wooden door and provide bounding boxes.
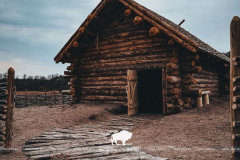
[127,70,138,116]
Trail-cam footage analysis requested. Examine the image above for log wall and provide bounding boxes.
[65,5,174,106]
[61,1,229,114]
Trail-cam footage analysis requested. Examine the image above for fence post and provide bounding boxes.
[25,89,27,107]
[5,67,15,149]
[35,91,38,106]
[54,90,56,105]
[230,16,240,159]
[44,89,46,105]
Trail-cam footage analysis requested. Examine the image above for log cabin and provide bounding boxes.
[54,0,230,115]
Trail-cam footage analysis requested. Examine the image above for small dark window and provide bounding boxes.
[118,18,125,23]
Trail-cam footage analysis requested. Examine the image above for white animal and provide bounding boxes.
[110,130,133,145]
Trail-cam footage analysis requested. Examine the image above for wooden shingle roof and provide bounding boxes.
[54,0,229,63]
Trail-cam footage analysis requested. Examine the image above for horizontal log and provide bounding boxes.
[166,63,180,70]
[0,110,7,114]
[80,90,126,96]
[0,105,7,110]
[72,79,127,86]
[182,90,202,97]
[190,83,219,88]
[79,71,127,78]
[79,86,126,90]
[75,95,127,101]
[0,100,7,105]
[182,79,197,84]
[170,57,179,63]
[182,66,202,73]
[166,76,181,83]
[0,94,6,99]
[181,60,195,66]
[80,57,168,69]
[79,76,127,81]
[80,62,166,72]
[195,78,219,84]
[170,70,181,76]
[169,88,181,95]
[0,83,6,87]
[80,48,172,62]
[84,38,168,53]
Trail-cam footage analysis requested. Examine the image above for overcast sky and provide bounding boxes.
[0,0,239,77]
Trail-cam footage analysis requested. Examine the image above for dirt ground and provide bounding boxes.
[131,96,231,160]
[0,96,231,160]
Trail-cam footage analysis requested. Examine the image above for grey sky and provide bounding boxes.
[0,0,239,77]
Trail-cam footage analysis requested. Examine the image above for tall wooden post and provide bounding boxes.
[5,67,15,149]
[127,70,138,116]
[230,16,240,158]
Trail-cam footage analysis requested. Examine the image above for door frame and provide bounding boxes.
[162,68,167,115]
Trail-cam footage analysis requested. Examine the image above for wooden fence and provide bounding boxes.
[15,90,72,108]
[0,67,15,149]
[230,16,240,159]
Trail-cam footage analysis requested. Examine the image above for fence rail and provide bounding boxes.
[15,90,72,108]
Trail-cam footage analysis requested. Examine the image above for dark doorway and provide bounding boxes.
[138,69,163,114]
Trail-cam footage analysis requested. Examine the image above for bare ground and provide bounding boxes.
[131,96,231,160]
[0,96,231,160]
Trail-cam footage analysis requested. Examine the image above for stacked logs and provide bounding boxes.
[166,47,184,113]
[0,82,7,147]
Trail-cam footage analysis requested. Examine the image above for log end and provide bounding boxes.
[73,41,79,48]
[124,9,131,17]
[87,15,94,22]
[168,39,175,45]
[79,27,85,34]
[133,16,142,25]
[149,27,159,36]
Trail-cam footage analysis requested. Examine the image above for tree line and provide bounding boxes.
[0,73,70,91]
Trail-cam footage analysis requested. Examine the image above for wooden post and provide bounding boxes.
[230,16,240,158]
[127,70,138,116]
[162,68,167,115]
[203,94,209,105]
[196,97,203,108]
[44,89,47,105]
[5,67,15,149]
[25,89,27,107]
